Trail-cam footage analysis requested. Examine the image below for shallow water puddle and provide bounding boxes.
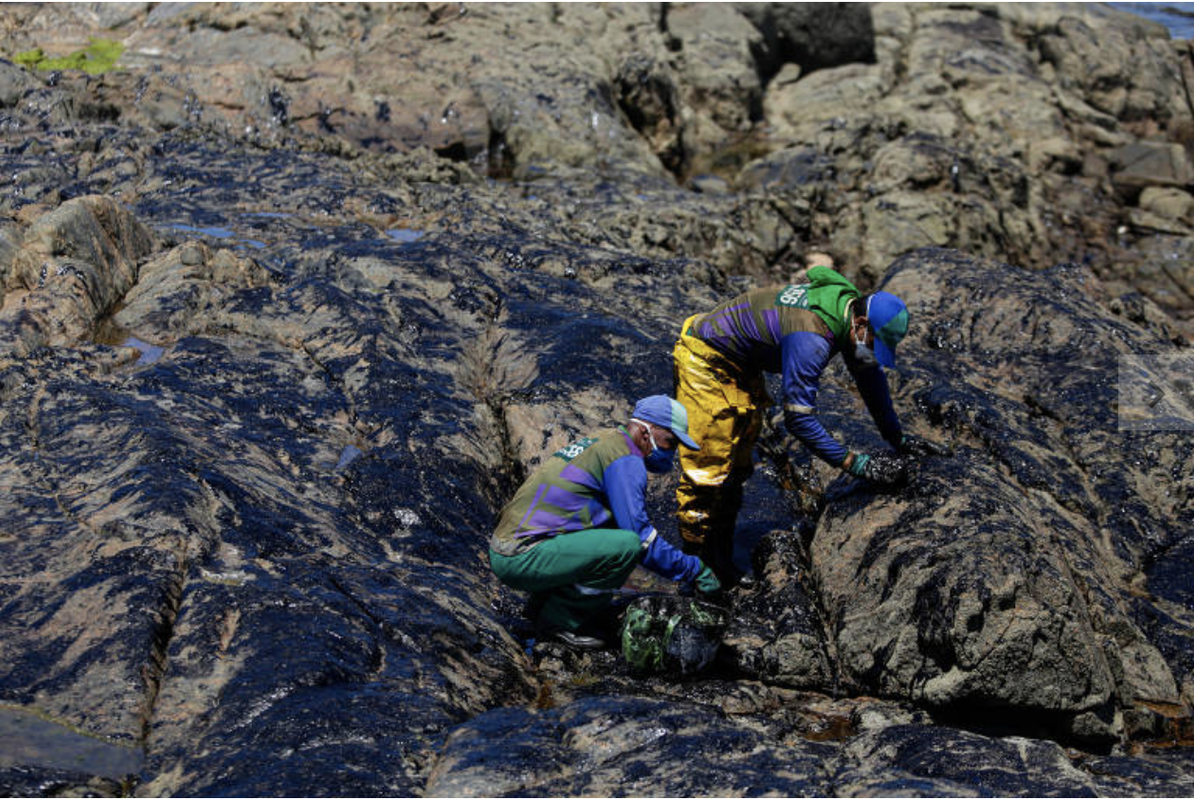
[170,222,266,250]
[335,444,364,471]
[124,335,166,366]
[0,705,143,779]
[93,319,167,366]
[170,222,235,239]
[385,228,424,243]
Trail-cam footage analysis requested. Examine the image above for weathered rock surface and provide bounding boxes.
[4,2,1194,319]
[2,195,153,354]
[0,2,1191,797]
[822,250,1188,743]
[425,694,837,797]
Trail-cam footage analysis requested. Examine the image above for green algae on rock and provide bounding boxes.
[14,38,125,75]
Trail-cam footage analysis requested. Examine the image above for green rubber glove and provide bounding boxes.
[695,563,722,595]
[847,452,871,477]
[846,451,907,486]
[862,452,907,486]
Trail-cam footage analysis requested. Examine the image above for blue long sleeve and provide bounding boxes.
[641,534,702,583]
[848,361,903,448]
[604,455,702,583]
[784,409,849,465]
[780,331,850,466]
[604,454,652,537]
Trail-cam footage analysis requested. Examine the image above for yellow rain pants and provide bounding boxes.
[672,315,770,569]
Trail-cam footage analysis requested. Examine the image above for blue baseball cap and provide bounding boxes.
[632,395,699,450]
[866,292,908,368]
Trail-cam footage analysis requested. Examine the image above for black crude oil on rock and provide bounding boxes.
[0,3,1192,797]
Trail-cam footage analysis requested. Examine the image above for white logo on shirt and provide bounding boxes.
[776,285,808,307]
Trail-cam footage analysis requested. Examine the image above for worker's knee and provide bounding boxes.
[607,528,642,564]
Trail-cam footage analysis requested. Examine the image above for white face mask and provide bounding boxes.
[853,326,878,366]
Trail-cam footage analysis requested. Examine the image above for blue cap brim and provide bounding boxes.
[873,336,896,368]
[674,430,699,450]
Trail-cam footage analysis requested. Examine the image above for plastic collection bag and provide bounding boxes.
[620,595,729,676]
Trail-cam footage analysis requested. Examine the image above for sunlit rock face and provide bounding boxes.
[0,3,1192,796]
[813,250,1189,741]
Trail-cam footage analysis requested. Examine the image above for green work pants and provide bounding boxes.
[489,528,640,633]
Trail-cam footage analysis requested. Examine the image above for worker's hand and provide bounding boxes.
[863,452,907,486]
[846,452,871,477]
[899,433,949,458]
[848,452,907,487]
[694,563,722,596]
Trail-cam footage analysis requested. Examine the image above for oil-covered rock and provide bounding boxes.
[0,2,1192,797]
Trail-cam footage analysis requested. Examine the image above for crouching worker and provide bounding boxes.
[488,395,722,650]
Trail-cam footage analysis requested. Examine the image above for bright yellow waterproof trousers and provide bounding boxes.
[672,315,770,566]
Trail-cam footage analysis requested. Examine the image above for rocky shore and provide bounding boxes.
[0,3,1192,796]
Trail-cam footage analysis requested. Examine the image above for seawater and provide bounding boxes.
[0,706,142,780]
[1109,2,1194,38]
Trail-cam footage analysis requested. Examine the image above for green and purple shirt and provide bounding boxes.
[490,427,701,583]
[688,268,903,465]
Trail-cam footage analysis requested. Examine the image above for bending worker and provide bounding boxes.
[489,395,721,650]
[674,266,946,584]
